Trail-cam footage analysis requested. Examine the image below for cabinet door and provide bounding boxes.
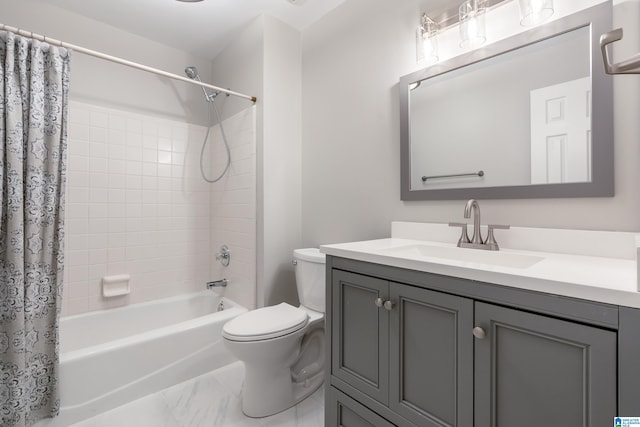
[474,302,617,427]
[332,270,389,404]
[389,283,474,427]
[326,386,396,427]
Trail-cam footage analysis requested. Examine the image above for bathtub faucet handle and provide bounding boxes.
[206,278,228,289]
[216,245,231,267]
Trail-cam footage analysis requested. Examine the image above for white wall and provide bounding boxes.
[210,17,264,124]
[208,18,265,309]
[209,15,303,308]
[260,17,303,307]
[301,0,640,248]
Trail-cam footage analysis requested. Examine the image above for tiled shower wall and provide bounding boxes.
[209,106,257,310]
[63,101,256,316]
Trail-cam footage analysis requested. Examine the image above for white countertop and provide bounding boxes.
[320,222,640,309]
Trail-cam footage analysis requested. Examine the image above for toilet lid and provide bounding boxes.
[223,302,308,342]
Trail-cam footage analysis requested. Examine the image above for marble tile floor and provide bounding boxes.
[69,361,325,427]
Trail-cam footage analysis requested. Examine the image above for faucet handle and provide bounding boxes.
[485,224,510,250]
[216,245,231,267]
[448,222,470,247]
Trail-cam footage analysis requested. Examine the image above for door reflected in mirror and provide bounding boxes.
[529,76,591,184]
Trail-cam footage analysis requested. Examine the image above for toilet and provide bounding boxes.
[222,248,326,418]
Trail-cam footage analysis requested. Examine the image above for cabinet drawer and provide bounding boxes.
[326,386,396,427]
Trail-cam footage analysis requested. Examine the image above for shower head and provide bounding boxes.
[184,66,199,80]
[184,66,217,101]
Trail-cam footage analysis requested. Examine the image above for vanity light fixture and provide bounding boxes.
[459,0,487,49]
[416,14,439,64]
[518,0,554,26]
[416,0,550,61]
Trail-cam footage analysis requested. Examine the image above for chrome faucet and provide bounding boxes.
[464,199,483,245]
[206,278,228,289]
[449,199,510,251]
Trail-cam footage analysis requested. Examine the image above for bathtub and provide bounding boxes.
[35,291,247,427]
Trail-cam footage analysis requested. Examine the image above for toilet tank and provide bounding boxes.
[293,248,326,313]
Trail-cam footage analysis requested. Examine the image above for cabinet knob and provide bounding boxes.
[374,298,384,308]
[383,300,395,311]
[472,326,486,339]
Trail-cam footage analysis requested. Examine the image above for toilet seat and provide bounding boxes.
[223,302,308,342]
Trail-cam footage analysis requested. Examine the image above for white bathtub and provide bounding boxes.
[35,291,247,427]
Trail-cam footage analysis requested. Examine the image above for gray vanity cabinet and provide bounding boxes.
[331,269,473,427]
[474,302,617,427]
[326,256,627,427]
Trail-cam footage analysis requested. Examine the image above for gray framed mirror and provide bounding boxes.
[400,1,613,200]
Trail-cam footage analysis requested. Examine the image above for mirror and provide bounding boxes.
[400,2,613,200]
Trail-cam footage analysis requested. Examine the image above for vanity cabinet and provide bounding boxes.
[330,270,473,426]
[326,257,624,427]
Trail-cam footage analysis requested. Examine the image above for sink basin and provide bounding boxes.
[382,244,544,269]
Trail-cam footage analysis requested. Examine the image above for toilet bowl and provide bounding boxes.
[222,248,326,418]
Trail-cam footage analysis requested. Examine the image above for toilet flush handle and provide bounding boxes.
[292,259,297,266]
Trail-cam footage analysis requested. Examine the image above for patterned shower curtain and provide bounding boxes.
[0,31,69,426]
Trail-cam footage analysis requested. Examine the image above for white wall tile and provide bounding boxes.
[126,119,143,134]
[109,144,126,160]
[108,130,126,146]
[208,107,257,309]
[109,114,126,131]
[88,249,108,265]
[109,159,127,175]
[126,132,143,147]
[89,157,108,174]
[68,187,90,204]
[108,174,127,189]
[63,101,255,316]
[90,173,109,188]
[89,132,108,151]
[67,218,89,235]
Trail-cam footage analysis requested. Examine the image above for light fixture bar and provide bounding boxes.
[430,0,509,30]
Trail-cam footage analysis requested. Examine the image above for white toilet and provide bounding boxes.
[222,248,326,418]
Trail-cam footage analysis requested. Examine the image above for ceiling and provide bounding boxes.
[41,0,347,60]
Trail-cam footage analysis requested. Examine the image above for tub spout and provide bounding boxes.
[206,278,228,289]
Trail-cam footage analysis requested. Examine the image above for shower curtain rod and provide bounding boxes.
[0,23,257,103]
